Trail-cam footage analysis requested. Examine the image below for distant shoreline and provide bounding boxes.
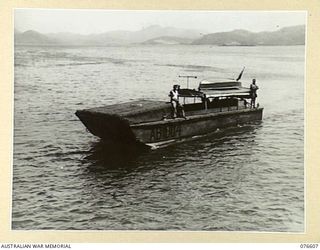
[14,24,305,47]
[14,43,305,47]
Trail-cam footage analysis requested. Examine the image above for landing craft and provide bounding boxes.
[76,70,263,148]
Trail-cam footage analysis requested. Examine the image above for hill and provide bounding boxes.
[192,25,305,46]
[14,25,202,46]
[14,25,305,46]
[15,30,57,45]
[141,36,194,45]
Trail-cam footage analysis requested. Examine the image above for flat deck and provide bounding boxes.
[83,100,170,117]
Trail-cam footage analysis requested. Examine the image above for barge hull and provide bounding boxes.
[76,101,263,148]
[132,108,263,147]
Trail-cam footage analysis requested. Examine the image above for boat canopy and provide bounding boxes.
[198,79,251,98]
[178,88,204,98]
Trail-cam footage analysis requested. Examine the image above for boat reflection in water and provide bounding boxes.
[83,140,148,169]
[83,121,262,172]
[76,74,263,149]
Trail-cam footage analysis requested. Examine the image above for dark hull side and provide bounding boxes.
[132,108,263,148]
[76,107,263,148]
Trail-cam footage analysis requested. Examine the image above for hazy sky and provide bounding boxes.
[14,9,306,34]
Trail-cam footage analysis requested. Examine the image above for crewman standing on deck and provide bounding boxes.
[250,79,259,108]
[169,84,179,118]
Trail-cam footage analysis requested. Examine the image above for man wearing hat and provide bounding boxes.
[169,84,179,118]
[250,79,259,108]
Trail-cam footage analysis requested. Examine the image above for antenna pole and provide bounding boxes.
[178,75,197,89]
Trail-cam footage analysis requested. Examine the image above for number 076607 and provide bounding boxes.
[300,244,319,248]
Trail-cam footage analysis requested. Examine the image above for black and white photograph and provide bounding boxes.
[12,9,306,232]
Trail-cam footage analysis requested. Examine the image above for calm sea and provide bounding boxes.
[13,45,304,231]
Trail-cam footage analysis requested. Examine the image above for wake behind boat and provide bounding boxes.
[75,71,263,149]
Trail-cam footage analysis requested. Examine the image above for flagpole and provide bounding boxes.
[236,67,245,81]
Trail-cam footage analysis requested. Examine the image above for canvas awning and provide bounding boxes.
[202,87,251,98]
[198,79,251,98]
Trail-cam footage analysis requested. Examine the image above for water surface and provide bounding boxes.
[13,45,304,231]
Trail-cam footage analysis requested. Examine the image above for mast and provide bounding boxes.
[178,75,197,89]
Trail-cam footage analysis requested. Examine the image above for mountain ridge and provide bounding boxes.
[14,25,305,46]
[192,25,305,46]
